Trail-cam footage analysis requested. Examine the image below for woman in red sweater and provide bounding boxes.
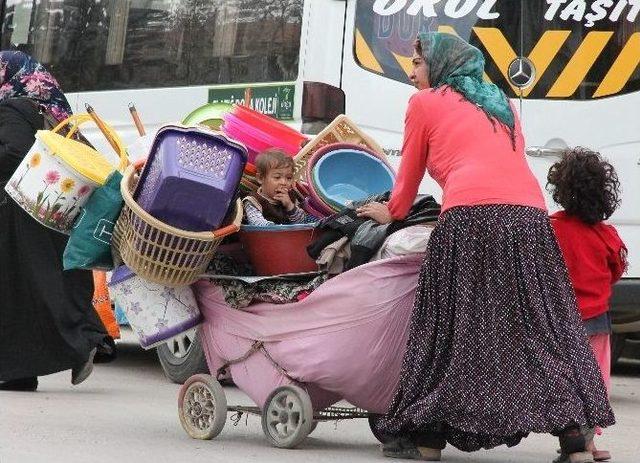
[548,148,627,462]
[357,33,612,463]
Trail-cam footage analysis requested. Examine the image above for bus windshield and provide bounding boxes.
[354,0,640,100]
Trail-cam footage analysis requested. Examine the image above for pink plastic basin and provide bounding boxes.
[233,105,307,149]
[222,113,299,160]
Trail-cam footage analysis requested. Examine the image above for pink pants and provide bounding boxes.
[589,333,611,393]
[589,333,611,436]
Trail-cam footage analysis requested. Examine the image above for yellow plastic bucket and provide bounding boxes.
[3,113,128,233]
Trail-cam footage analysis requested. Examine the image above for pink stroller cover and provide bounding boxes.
[194,253,423,413]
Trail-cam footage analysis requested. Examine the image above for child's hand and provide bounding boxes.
[274,188,295,211]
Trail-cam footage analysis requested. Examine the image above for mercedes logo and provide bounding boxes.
[507,57,536,89]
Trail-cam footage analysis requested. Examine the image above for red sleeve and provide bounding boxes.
[387,93,431,220]
[603,225,627,282]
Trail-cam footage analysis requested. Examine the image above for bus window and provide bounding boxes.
[0,0,303,93]
[354,0,639,100]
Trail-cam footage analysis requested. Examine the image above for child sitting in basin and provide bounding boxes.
[243,149,316,226]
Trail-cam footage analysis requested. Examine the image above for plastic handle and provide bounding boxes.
[51,114,93,139]
[213,223,240,239]
[128,103,146,136]
[52,113,129,172]
[212,200,243,238]
[525,147,565,159]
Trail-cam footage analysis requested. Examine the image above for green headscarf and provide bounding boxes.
[417,32,515,138]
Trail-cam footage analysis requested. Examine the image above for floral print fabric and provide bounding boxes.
[0,50,72,122]
[206,254,328,309]
[372,205,615,451]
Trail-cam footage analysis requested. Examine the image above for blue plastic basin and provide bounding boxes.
[311,149,394,208]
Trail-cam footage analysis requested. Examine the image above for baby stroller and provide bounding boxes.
[176,253,423,448]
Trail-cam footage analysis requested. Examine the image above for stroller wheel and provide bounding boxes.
[178,374,227,440]
[262,385,314,448]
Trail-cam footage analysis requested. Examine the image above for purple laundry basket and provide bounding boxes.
[133,125,247,231]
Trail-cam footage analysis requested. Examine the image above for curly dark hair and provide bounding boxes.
[547,147,621,224]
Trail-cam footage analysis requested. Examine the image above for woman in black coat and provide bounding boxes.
[0,51,108,391]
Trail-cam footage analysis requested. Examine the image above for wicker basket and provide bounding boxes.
[112,164,242,287]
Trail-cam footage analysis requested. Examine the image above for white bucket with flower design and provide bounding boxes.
[4,113,128,233]
[108,265,202,350]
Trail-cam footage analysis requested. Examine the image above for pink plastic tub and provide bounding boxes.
[233,105,308,149]
[222,113,299,162]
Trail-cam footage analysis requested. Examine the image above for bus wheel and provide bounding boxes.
[157,328,209,384]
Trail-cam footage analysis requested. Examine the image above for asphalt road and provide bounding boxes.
[1,331,639,463]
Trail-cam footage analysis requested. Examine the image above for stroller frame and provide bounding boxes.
[177,339,378,449]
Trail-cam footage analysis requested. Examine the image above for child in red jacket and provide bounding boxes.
[547,147,627,463]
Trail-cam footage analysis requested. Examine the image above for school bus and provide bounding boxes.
[1,0,638,374]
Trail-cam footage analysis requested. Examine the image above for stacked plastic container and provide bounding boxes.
[133,125,247,231]
[111,125,248,348]
[221,105,307,165]
[305,143,395,213]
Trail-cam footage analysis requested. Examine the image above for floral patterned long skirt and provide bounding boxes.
[372,205,614,452]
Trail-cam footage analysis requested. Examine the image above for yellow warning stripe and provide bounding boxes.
[392,52,412,76]
[473,28,570,97]
[521,30,572,97]
[593,32,640,98]
[355,29,384,73]
[471,27,515,91]
[355,27,637,99]
[547,31,613,98]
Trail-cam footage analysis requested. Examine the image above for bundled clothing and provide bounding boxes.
[206,254,326,309]
[243,188,315,226]
[0,52,107,383]
[209,275,328,309]
[308,192,440,271]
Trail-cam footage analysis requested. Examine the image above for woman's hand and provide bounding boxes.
[274,188,295,211]
[356,201,393,224]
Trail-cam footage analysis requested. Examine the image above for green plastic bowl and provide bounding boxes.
[182,103,233,130]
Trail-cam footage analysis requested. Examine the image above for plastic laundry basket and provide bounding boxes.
[112,163,243,287]
[133,125,247,232]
